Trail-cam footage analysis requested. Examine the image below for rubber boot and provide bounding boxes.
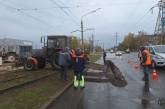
[80,76,85,88]
[74,76,78,89]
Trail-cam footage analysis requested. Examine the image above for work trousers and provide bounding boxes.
[74,71,83,80]
[103,56,106,64]
[61,66,68,80]
[143,65,150,82]
[143,65,151,92]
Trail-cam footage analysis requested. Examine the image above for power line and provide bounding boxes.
[16,6,72,11]
[0,1,55,28]
[129,9,152,32]
[128,0,160,33]
[1,0,79,30]
[134,10,151,25]
[115,32,118,47]
[4,0,69,26]
[50,0,79,26]
[13,2,145,12]
[4,0,80,26]
[55,0,79,20]
[74,1,147,9]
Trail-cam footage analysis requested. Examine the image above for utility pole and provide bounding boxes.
[41,36,46,47]
[78,37,81,47]
[115,32,118,50]
[71,8,101,51]
[161,0,165,44]
[81,20,84,50]
[96,40,100,47]
[92,34,94,52]
[103,42,104,50]
[89,37,91,52]
[80,8,101,51]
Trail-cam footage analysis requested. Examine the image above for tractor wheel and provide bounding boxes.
[50,53,61,70]
[24,58,38,71]
[37,57,46,69]
[7,54,16,62]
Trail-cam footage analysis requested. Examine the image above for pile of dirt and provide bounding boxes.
[105,60,127,87]
[85,62,127,87]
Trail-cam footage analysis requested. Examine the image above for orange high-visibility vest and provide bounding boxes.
[78,54,84,58]
[70,49,76,58]
[143,50,151,65]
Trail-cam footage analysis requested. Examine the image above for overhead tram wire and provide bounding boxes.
[50,0,79,26]
[15,0,80,27]
[0,1,55,28]
[134,10,151,26]
[136,13,156,30]
[10,6,79,21]
[14,1,80,26]
[55,0,79,21]
[1,0,80,31]
[3,0,67,23]
[16,6,72,11]
[128,1,159,33]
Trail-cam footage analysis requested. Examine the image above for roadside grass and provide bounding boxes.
[0,70,73,109]
[89,52,102,62]
[0,63,53,82]
[0,69,55,90]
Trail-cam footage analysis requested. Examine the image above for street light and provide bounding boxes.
[81,8,102,20]
[81,8,101,51]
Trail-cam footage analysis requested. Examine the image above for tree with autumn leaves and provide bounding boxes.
[118,32,150,51]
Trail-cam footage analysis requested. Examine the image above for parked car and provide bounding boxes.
[125,49,130,53]
[115,51,122,56]
[110,49,115,53]
[139,45,165,67]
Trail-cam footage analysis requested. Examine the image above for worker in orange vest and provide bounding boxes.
[141,46,151,91]
[70,49,76,59]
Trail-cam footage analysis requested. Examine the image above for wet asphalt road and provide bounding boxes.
[47,53,165,109]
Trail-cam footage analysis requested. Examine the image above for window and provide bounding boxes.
[149,47,154,54]
[20,46,32,52]
[153,46,165,53]
[47,39,63,48]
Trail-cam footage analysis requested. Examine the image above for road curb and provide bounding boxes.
[40,81,73,109]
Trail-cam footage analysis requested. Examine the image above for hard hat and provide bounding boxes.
[64,47,70,52]
[76,48,81,55]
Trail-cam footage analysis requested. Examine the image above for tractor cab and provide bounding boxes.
[46,36,68,57]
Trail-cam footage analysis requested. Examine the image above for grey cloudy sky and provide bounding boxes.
[0,0,159,48]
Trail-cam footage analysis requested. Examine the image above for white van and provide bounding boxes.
[146,45,165,67]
